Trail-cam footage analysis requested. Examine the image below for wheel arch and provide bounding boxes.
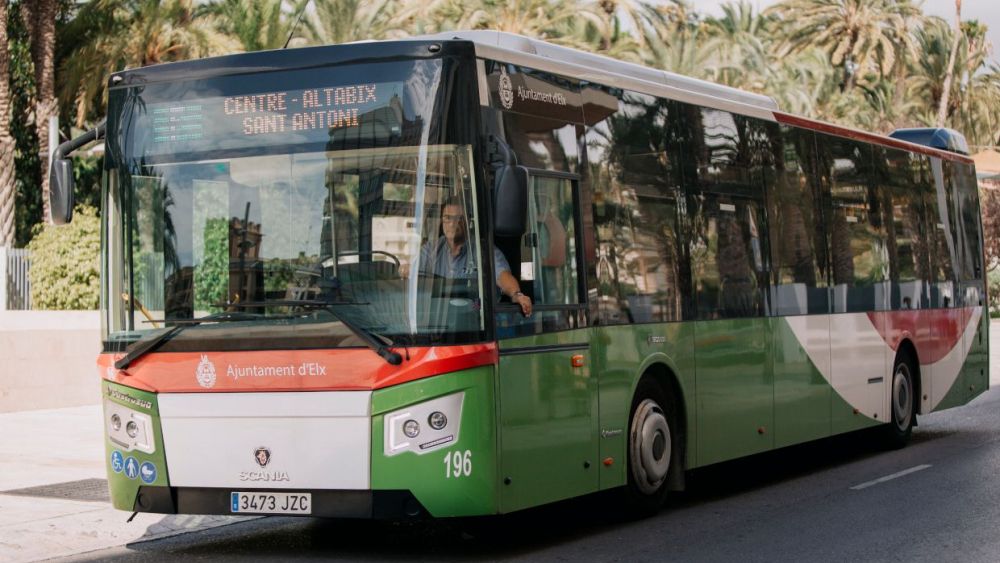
[895,338,923,415]
[632,356,689,490]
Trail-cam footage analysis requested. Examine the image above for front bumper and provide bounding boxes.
[102,365,497,518]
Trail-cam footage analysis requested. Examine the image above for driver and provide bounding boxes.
[414,199,532,317]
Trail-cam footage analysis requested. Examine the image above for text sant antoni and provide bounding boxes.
[223,83,379,136]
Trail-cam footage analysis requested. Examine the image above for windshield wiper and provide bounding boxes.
[114,311,271,370]
[319,306,403,366]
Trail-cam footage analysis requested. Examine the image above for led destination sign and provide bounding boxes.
[145,80,403,154]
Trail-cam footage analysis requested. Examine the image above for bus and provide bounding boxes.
[51,30,988,519]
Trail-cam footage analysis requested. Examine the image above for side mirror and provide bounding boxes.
[49,120,106,225]
[494,164,528,237]
[49,158,74,225]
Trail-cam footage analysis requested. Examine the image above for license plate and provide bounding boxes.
[230,492,312,515]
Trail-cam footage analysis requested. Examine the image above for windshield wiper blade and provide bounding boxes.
[114,311,270,370]
[320,307,402,366]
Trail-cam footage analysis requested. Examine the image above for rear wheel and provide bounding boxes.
[881,353,916,449]
[623,379,675,515]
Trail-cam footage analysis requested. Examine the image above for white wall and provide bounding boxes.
[0,311,102,413]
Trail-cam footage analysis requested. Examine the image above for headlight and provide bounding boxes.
[384,392,464,456]
[428,411,447,430]
[403,419,420,438]
[104,398,156,454]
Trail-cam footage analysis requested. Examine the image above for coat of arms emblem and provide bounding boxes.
[499,66,514,109]
[195,355,217,388]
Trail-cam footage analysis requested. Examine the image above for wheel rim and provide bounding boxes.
[892,363,913,431]
[629,398,671,495]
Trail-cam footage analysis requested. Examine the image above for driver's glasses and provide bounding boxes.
[442,214,464,223]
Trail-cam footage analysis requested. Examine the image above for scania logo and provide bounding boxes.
[253,446,271,467]
[195,355,217,388]
[499,66,514,110]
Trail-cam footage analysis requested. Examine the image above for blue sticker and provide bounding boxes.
[139,461,157,484]
[123,456,139,480]
[110,451,124,474]
[231,492,240,512]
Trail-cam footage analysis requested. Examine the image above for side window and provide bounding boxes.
[691,195,766,319]
[521,176,579,306]
[766,125,829,316]
[495,174,584,337]
[689,108,768,320]
[926,159,956,308]
[883,149,928,310]
[585,90,688,325]
[823,138,889,313]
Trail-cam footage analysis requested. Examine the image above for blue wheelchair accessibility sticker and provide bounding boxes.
[110,451,124,474]
[139,461,157,484]
[123,456,139,480]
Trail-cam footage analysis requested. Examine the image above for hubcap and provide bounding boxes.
[629,398,671,495]
[892,363,913,431]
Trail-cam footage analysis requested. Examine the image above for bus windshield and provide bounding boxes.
[102,57,487,351]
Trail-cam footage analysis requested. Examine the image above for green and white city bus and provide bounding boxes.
[51,31,988,518]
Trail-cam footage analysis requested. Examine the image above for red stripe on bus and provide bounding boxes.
[867,308,974,365]
[98,343,498,393]
[773,112,974,165]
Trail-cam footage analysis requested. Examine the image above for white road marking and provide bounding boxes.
[850,464,932,490]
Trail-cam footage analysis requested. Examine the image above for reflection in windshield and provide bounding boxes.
[107,145,485,347]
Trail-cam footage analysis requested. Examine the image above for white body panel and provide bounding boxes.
[786,308,982,418]
[928,307,981,410]
[159,391,372,490]
[829,313,888,421]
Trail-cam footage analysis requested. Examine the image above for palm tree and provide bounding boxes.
[768,0,912,92]
[208,0,311,52]
[58,0,238,128]
[702,1,774,90]
[0,0,15,247]
[908,17,1000,148]
[21,0,56,223]
[936,0,961,126]
[304,0,416,45]
[427,0,595,44]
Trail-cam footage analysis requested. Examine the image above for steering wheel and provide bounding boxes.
[335,250,401,268]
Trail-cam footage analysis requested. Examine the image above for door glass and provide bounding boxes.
[521,176,579,306]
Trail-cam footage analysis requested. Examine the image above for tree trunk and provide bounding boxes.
[22,0,56,224]
[936,0,962,127]
[0,0,16,248]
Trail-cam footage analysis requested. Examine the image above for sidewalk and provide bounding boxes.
[0,405,254,563]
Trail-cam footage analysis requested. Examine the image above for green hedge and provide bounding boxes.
[27,205,101,310]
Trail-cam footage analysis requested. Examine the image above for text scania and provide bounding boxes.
[227,362,328,380]
[239,471,290,482]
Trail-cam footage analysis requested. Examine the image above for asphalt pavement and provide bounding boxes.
[2,321,999,562]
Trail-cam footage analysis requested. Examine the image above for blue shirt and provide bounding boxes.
[419,236,511,282]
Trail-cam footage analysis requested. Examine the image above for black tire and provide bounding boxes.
[622,378,677,516]
[880,352,916,449]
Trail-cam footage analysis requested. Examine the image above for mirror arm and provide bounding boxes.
[49,120,105,225]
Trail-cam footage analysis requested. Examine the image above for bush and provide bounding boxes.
[26,205,101,310]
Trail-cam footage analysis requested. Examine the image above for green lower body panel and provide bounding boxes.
[370,366,498,517]
[101,381,170,512]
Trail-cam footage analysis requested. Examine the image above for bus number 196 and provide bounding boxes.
[444,450,472,478]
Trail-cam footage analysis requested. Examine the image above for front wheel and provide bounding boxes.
[623,379,675,515]
[880,353,916,449]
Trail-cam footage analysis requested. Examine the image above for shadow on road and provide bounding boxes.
[106,424,961,562]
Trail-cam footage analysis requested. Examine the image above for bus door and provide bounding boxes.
[494,172,595,513]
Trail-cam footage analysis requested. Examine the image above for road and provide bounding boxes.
[59,348,1000,562]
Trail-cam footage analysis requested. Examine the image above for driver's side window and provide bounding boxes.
[496,175,583,337]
